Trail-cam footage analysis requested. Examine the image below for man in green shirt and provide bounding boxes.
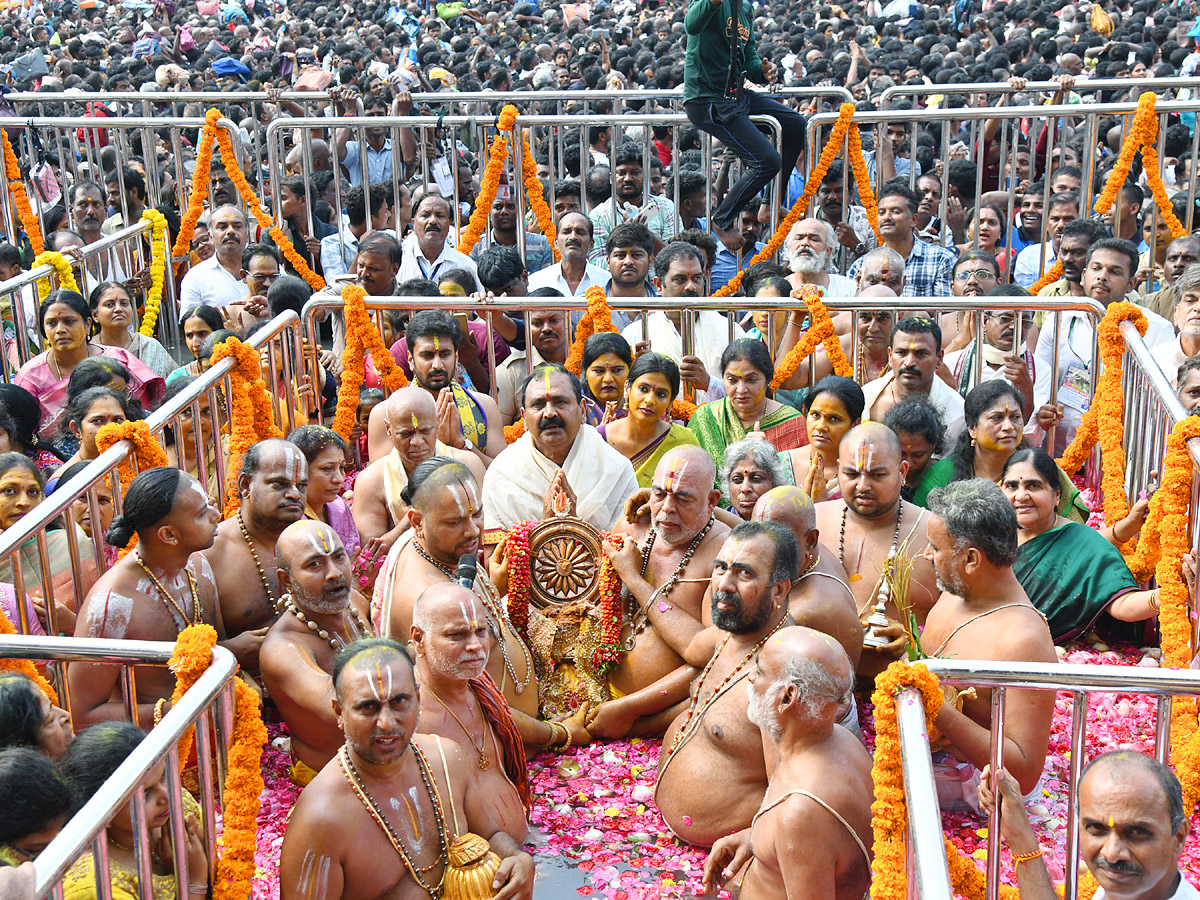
[682,0,804,250]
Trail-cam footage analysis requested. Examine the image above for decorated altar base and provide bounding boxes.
[246,643,1200,900]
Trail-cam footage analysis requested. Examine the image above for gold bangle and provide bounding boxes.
[1012,848,1043,865]
[560,724,573,752]
[1149,589,1161,613]
[153,698,167,727]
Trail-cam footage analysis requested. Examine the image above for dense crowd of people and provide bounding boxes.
[0,0,1199,895]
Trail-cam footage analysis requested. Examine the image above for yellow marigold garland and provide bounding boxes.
[2,128,42,257]
[519,134,558,260]
[210,116,325,292]
[33,251,80,300]
[1029,260,1064,295]
[769,287,852,390]
[138,209,168,338]
[331,284,409,441]
[166,625,266,900]
[210,336,283,518]
[171,110,220,276]
[458,105,518,256]
[94,419,172,557]
[1055,303,1145,537]
[715,103,857,298]
[0,601,59,702]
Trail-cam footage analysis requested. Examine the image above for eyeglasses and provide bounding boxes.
[987,313,1035,327]
[954,269,997,281]
[1,841,36,861]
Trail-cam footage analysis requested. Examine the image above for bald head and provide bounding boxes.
[654,444,717,492]
[331,637,413,697]
[276,519,344,571]
[651,444,721,544]
[752,485,816,535]
[405,456,478,512]
[839,422,902,468]
[748,625,854,738]
[384,386,438,468]
[410,582,491,681]
[856,284,898,300]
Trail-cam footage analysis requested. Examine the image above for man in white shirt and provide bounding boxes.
[622,241,743,401]
[1013,192,1078,289]
[984,751,1197,900]
[1034,238,1175,449]
[527,210,611,296]
[179,205,249,318]
[397,194,480,290]
[588,143,677,265]
[1150,264,1200,381]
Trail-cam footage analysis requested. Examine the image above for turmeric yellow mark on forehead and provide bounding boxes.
[543,368,554,392]
[411,413,419,428]
[433,335,440,351]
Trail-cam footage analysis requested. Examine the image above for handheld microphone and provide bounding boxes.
[455,553,478,590]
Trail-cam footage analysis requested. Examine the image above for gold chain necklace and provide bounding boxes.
[338,745,448,897]
[237,511,283,614]
[423,684,490,771]
[414,538,533,695]
[135,555,200,630]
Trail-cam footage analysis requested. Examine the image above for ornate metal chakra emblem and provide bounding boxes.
[526,514,603,608]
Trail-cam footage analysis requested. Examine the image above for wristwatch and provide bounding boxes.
[462,436,476,453]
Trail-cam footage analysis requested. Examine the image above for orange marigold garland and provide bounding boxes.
[1055,303,1145,536]
[716,103,857,298]
[171,110,220,276]
[1029,260,1064,295]
[846,124,882,242]
[0,602,59,702]
[592,533,626,675]
[565,285,613,375]
[769,287,852,390]
[94,419,172,557]
[166,625,266,900]
[210,117,325,291]
[210,336,282,518]
[671,397,697,423]
[2,128,43,257]
[504,520,536,642]
[459,105,518,255]
[330,284,409,441]
[870,661,1099,900]
[520,135,559,259]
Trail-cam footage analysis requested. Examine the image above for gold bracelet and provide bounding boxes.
[561,724,573,752]
[153,698,167,727]
[1012,848,1043,865]
[544,722,567,751]
[1149,589,1161,613]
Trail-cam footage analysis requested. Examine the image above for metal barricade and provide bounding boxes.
[899,658,1200,900]
[0,219,163,371]
[878,77,1200,110]
[265,111,787,275]
[0,633,237,900]
[0,311,303,653]
[300,294,1102,467]
[0,115,243,352]
[805,99,1200,277]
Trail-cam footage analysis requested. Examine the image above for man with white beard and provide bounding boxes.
[701,626,874,899]
[784,219,858,298]
[1150,264,1200,381]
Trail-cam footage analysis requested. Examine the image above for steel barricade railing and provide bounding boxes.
[0,115,243,353]
[896,688,955,900]
[0,634,239,900]
[0,219,160,372]
[300,294,1103,464]
[877,76,1200,109]
[806,98,1200,272]
[0,311,303,655]
[265,111,787,271]
[900,659,1200,900]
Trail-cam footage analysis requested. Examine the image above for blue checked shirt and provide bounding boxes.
[849,234,958,298]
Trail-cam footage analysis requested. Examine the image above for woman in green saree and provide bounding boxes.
[912,380,1089,521]
[1000,448,1160,643]
[596,352,700,488]
[688,339,806,476]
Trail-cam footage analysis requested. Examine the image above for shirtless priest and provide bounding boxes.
[259,520,372,785]
[278,638,535,900]
[921,479,1056,802]
[703,626,873,900]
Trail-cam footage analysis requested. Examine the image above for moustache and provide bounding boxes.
[324,577,350,595]
[1093,857,1141,876]
[538,416,566,431]
[712,589,742,611]
[900,366,922,377]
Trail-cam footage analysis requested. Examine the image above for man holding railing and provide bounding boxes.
[680,0,804,253]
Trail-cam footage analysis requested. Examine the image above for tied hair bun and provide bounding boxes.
[105,515,136,548]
